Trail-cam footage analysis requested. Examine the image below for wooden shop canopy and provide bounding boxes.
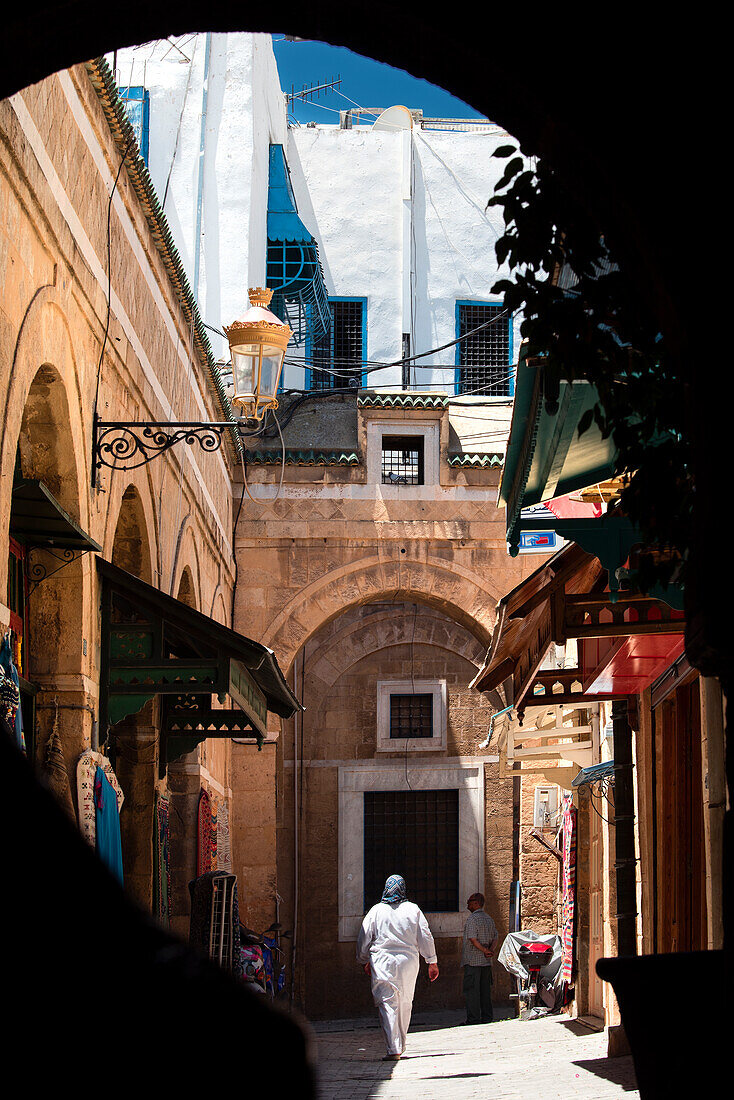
[472,541,685,719]
[98,559,301,762]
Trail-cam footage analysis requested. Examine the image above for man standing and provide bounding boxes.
[357,874,439,1060]
[462,891,497,1024]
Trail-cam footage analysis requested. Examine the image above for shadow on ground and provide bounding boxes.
[573,1057,639,1091]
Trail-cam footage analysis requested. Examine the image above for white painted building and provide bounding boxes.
[110,32,521,440]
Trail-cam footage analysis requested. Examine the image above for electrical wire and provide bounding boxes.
[239,409,286,506]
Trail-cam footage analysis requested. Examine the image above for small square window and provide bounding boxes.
[389,693,433,738]
[377,680,446,752]
[381,436,424,485]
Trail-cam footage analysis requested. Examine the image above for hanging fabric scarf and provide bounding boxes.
[94,765,124,884]
[561,796,577,984]
[153,792,171,927]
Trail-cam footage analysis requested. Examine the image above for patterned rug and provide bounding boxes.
[197,787,216,876]
[561,796,577,984]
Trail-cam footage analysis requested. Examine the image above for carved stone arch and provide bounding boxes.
[306,605,487,693]
[261,555,499,676]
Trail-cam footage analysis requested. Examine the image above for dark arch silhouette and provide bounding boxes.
[1,9,724,1090]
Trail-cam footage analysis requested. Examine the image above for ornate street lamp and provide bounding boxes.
[224,287,292,420]
[91,287,292,480]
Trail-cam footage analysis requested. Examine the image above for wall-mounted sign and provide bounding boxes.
[517,530,558,553]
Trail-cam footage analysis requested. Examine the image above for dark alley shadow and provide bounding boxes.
[573,1057,639,1091]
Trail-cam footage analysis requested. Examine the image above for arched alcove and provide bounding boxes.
[111,485,154,583]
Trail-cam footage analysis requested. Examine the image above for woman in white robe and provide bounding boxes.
[357,874,439,1059]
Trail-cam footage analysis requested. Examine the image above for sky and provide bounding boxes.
[270,35,487,126]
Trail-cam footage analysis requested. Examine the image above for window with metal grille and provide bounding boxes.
[456,302,511,396]
[310,299,364,389]
[389,693,433,738]
[119,87,150,165]
[363,789,459,912]
[381,436,424,485]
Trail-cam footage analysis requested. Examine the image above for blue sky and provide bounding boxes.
[270,35,486,125]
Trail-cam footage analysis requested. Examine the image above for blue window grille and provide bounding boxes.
[308,297,366,390]
[266,145,330,348]
[119,86,150,166]
[455,301,514,396]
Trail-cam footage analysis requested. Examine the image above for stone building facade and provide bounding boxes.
[0,60,295,943]
[232,392,545,1015]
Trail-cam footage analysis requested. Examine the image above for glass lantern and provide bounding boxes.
[224,288,292,419]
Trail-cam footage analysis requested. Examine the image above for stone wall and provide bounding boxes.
[0,65,237,931]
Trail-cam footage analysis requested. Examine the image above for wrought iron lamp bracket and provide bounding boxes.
[92,413,260,480]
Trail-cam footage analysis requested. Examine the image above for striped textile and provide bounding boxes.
[154,793,170,927]
[561,796,577,984]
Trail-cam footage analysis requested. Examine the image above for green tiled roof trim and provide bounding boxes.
[85,58,241,459]
[357,393,449,409]
[447,453,504,467]
[246,450,361,466]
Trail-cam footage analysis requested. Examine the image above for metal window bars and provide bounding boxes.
[457,303,511,395]
[310,300,363,389]
[381,436,424,485]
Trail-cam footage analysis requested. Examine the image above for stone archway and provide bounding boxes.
[262,555,500,677]
[110,484,155,584]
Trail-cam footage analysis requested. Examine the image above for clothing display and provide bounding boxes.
[561,796,577,984]
[0,634,24,753]
[154,792,170,927]
[94,766,124,883]
[357,878,437,1057]
[76,749,124,847]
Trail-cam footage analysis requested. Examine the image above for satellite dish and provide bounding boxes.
[373,105,414,132]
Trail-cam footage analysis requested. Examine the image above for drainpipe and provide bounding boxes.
[193,31,212,301]
[479,704,513,749]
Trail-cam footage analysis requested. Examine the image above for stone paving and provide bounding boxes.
[310,1008,640,1099]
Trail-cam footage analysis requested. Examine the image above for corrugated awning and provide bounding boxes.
[266,144,330,346]
[10,479,101,552]
[98,560,301,758]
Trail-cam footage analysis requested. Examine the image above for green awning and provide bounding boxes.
[98,560,301,741]
[10,479,101,552]
[499,355,618,552]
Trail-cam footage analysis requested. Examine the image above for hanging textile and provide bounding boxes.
[153,792,170,927]
[0,634,23,752]
[94,766,124,883]
[77,749,124,847]
[188,870,243,977]
[561,795,577,984]
[197,788,216,876]
[43,703,75,820]
[216,800,233,873]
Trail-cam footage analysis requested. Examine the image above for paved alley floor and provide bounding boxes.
[310,1009,639,1099]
